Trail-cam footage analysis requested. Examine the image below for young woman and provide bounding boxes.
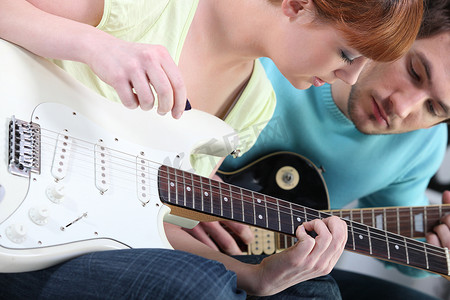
[0,0,423,298]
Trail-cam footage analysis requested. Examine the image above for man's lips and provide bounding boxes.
[372,98,389,127]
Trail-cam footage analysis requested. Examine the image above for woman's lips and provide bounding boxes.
[313,76,326,87]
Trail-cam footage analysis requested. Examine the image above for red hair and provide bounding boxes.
[313,0,423,62]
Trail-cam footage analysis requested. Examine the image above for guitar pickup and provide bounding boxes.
[51,133,73,180]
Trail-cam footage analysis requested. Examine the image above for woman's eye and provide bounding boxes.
[410,60,420,81]
[340,50,354,65]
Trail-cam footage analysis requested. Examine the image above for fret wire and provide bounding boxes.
[360,209,363,224]
[238,185,244,222]
[425,244,429,269]
[264,195,268,229]
[383,208,387,232]
[166,166,170,204]
[191,172,196,210]
[404,237,409,264]
[277,199,281,232]
[424,206,428,234]
[396,207,400,234]
[230,182,234,220]
[293,203,298,235]
[213,179,218,214]
[221,183,225,217]
[252,191,256,225]
[172,168,177,205]
[304,206,308,222]
[410,207,413,238]
[183,170,187,207]
[351,220,355,250]
[206,177,211,212]
[385,230,391,260]
[372,209,375,230]
[368,226,373,255]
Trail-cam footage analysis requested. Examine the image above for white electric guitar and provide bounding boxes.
[0,40,237,272]
[0,40,449,279]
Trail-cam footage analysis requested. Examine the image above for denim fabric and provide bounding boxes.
[0,249,246,300]
[234,255,343,300]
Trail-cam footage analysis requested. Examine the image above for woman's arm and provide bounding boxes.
[0,0,188,117]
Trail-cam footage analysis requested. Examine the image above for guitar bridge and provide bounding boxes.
[8,116,41,177]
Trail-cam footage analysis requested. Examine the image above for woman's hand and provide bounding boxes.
[86,37,188,118]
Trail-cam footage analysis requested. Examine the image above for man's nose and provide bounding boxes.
[391,89,428,119]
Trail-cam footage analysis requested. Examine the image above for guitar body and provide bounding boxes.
[0,40,237,272]
[218,151,329,210]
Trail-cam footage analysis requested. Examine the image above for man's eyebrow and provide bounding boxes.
[417,51,450,117]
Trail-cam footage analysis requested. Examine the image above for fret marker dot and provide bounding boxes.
[395,245,399,250]
[258,214,263,220]
[186,187,191,192]
[224,197,228,202]
[359,235,363,240]
[257,199,262,203]
[170,182,175,187]
[204,192,209,197]
[297,217,301,222]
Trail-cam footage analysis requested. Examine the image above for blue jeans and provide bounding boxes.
[0,249,341,300]
[0,249,245,300]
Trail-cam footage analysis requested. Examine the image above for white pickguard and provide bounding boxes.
[0,40,238,272]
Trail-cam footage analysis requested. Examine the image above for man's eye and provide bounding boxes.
[427,100,437,116]
[340,50,354,65]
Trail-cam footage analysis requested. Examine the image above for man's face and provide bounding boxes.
[346,32,450,134]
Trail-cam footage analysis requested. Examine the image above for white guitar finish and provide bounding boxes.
[0,40,238,272]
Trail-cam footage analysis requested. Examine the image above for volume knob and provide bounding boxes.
[6,224,27,244]
[29,206,50,225]
[46,183,65,203]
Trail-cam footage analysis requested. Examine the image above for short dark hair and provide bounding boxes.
[418,0,450,38]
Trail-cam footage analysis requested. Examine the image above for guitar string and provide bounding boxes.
[37,129,450,219]
[31,130,449,261]
[36,131,449,261]
[36,130,450,254]
[37,132,449,236]
[37,130,450,230]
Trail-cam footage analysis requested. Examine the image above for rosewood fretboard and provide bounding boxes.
[157,165,450,278]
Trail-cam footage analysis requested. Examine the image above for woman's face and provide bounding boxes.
[271,10,368,89]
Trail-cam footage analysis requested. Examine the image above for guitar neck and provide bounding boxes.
[157,165,450,278]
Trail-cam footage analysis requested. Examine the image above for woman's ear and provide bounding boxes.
[281,0,315,18]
